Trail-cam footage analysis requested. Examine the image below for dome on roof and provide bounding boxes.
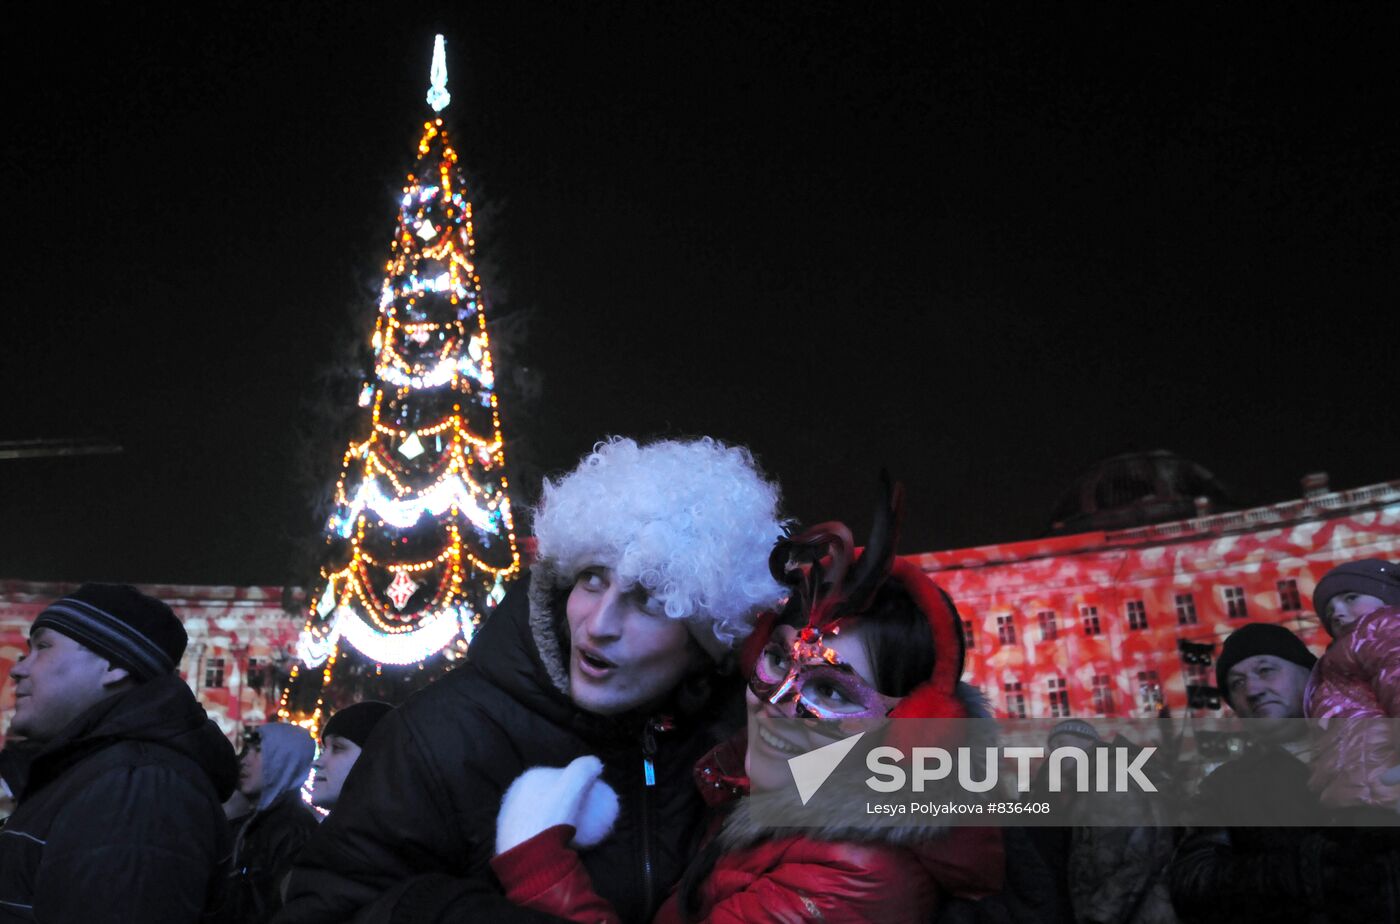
[1047,450,1236,536]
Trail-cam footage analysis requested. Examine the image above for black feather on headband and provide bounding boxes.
[768,472,905,631]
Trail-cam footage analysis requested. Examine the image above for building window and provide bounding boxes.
[1037,610,1058,642]
[1126,599,1148,631]
[1137,670,1164,714]
[204,657,225,689]
[1185,659,1211,688]
[962,619,975,648]
[1004,681,1027,719]
[1224,586,1248,619]
[1092,674,1115,715]
[1081,605,1102,637]
[997,614,1017,646]
[1278,579,1302,612]
[1175,593,1198,626]
[1048,677,1070,717]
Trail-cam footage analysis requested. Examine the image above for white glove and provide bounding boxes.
[495,755,620,855]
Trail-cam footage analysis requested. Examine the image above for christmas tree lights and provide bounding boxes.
[280,35,519,728]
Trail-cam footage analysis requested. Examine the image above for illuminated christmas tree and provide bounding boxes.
[280,36,520,727]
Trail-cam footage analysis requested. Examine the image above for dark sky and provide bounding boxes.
[3,3,1397,586]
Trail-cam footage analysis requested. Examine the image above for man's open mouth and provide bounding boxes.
[576,647,618,675]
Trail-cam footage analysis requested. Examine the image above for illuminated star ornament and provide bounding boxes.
[386,572,420,611]
[280,35,520,730]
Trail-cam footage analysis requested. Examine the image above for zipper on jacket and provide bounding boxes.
[638,716,670,919]
[639,720,657,915]
[642,720,658,787]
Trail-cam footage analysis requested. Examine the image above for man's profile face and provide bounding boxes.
[1226,654,1310,720]
[9,627,116,742]
[237,738,265,800]
[565,564,697,716]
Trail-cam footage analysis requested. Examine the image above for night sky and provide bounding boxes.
[4,4,1397,587]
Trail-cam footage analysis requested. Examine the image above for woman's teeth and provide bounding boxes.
[758,725,801,754]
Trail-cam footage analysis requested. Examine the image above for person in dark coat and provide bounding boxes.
[221,722,319,923]
[0,583,238,922]
[1169,622,1394,923]
[277,436,787,924]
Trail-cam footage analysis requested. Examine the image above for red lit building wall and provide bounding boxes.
[3,482,1397,743]
[912,481,1400,720]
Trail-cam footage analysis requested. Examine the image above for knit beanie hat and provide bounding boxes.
[33,583,186,681]
[322,701,393,748]
[1312,560,1400,628]
[1049,719,1101,745]
[1215,622,1317,694]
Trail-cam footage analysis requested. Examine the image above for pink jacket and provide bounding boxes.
[1304,604,1400,809]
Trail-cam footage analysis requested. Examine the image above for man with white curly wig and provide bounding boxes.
[533,437,786,715]
[280,436,786,924]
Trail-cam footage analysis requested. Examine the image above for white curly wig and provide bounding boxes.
[532,436,788,655]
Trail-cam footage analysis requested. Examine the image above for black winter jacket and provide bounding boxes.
[0,672,238,922]
[1169,744,1400,924]
[278,570,743,924]
[219,791,321,924]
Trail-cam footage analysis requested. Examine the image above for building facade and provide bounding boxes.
[915,478,1400,720]
[2,478,1397,746]
[0,582,303,744]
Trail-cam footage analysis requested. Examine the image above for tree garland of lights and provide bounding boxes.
[280,35,520,728]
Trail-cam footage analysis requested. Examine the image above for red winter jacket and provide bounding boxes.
[1304,604,1400,809]
[492,734,1004,924]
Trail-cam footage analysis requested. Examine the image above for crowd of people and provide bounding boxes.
[1,434,1398,922]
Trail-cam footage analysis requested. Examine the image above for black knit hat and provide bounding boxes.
[1313,560,1400,630]
[1215,622,1317,695]
[32,584,186,681]
[322,701,393,748]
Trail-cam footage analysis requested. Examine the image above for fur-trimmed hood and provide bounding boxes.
[465,565,584,734]
[524,557,575,697]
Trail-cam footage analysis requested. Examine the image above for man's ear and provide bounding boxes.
[101,663,132,689]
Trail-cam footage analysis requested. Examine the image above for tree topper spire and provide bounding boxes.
[427,34,451,113]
